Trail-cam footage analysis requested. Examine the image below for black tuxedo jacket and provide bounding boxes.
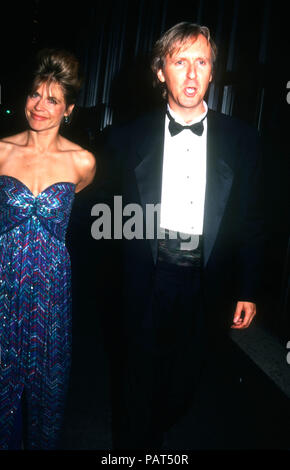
[102,107,265,338]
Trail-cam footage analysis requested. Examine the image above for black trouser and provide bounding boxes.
[112,262,209,450]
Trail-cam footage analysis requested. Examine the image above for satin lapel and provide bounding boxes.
[134,114,165,264]
[203,112,234,267]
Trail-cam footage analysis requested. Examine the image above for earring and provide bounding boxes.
[64,115,69,124]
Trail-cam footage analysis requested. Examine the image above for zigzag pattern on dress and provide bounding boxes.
[0,175,75,449]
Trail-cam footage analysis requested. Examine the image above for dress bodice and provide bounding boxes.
[0,175,75,241]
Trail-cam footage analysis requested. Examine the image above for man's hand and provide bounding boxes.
[231,301,256,329]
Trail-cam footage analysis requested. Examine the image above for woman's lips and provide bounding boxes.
[30,113,48,121]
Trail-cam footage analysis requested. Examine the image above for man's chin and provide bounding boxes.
[173,99,205,118]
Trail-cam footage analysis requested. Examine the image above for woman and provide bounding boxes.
[0,49,96,449]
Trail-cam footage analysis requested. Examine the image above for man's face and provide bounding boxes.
[157,34,213,122]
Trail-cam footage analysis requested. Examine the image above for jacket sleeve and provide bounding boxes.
[234,127,267,303]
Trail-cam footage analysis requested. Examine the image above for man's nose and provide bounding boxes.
[187,63,196,79]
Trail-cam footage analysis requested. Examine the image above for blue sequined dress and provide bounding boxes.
[0,175,75,449]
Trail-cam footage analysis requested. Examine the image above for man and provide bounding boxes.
[102,22,265,449]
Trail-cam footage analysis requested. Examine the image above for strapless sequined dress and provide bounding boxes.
[0,175,75,449]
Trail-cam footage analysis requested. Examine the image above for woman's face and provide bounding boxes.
[25,81,73,132]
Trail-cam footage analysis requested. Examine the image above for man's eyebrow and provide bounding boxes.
[170,54,210,60]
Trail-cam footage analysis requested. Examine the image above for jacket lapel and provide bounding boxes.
[134,112,165,263]
[203,112,234,267]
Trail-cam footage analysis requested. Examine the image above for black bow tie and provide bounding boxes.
[167,111,205,137]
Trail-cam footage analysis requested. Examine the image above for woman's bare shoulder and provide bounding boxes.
[0,132,27,155]
[0,131,27,146]
[75,149,96,179]
[59,135,85,152]
[59,137,95,166]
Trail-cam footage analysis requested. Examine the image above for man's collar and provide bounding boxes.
[167,100,208,125]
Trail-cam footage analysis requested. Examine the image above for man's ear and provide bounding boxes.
[157,69,165,83]
[209,64,214,83]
